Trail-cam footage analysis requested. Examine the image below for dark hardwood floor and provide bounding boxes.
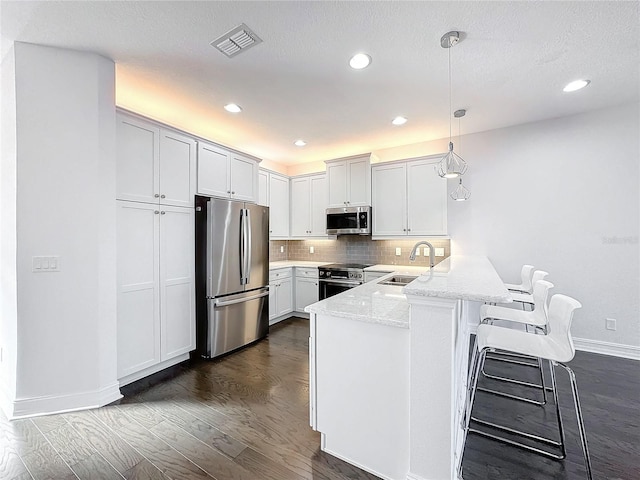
[0,317,638,479]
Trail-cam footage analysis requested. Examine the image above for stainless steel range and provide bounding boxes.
[318,263,372,300]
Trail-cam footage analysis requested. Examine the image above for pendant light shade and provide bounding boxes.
[437,31,468,179]
[437,142,468,178]
[450,178,471,201]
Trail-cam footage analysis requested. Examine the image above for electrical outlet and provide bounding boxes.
[280,246,284,253]
[309,246,314,254]
[395,247,401,256]
[423,247,430,257]
[414,248,420,256]
[605,318,617,331]
[435,248,445,257]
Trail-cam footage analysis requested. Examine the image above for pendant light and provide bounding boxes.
[437,31,468,179]
[450,109,470,201]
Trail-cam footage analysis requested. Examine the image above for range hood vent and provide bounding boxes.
[211,24,262,58]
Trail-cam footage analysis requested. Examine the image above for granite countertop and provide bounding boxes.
[269,260,329,269]
[402,255,512,303]
[305,256,511,327]
[305,273,411,328]
[365,264,431,275]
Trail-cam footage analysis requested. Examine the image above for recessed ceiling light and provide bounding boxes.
[392,116,407,126]
[224,103,242,113]
[294,140,307,147]
[563,79,591,92]
[349,53,371,70]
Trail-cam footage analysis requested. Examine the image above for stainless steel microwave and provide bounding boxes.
[326,206,371,235]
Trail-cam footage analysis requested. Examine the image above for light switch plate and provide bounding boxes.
[395,247,401,256]
[280,246,284,253]
[435,248,445,257]
[423,247,430,256]
[32,256,61,272]
[310,246,315,254]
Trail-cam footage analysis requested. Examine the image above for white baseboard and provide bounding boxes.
[468,320,640,361]
[572,337,640,361]
[118,353,190,387]
[10,382,122,419]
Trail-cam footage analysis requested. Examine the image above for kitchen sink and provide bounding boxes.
[377,275,418,286]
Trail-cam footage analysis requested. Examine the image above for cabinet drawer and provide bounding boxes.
[295,267,319,279]
[269,267,293,281]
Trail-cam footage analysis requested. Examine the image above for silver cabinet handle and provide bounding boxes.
[161,211,166,215]
[154,210,159,214]
[154,194,159,198]
[160,194,165,198]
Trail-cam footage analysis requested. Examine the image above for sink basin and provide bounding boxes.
[377,275,418,286]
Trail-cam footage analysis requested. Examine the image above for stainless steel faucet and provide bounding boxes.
[409,241,435,268]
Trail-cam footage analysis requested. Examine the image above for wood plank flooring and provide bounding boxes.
[1,317,638,480]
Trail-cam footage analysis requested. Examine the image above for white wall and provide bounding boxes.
[7,42,120,417]
[0,44,18,415]
[378,104,640,350]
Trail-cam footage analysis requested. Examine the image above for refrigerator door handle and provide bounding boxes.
[245,208,252,284]
[240,209,247,284]
[213,290,269,307]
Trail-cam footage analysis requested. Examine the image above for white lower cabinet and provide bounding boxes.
[295,267,319,311]
[269,268,293,324]
[116,200,195,383]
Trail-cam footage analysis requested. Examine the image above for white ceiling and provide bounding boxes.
[2,1,638,166]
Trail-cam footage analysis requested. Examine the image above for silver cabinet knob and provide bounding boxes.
[227,190,231,194]
[154,210,159,214]
[154,194,159,198]
[160,194,165,199]
[160,211,166,215]
[232,191,235,194]
[407,228,411,232]
[403,228,406,231]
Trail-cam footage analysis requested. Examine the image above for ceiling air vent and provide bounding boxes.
[211,24,262,58]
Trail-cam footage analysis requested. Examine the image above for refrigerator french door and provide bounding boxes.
[195,196,269,358]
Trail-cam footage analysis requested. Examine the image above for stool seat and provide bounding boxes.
[481,280,553,328]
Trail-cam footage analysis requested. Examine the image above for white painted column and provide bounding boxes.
[406,295,461,480]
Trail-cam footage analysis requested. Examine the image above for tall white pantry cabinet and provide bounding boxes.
[116,113,196,385]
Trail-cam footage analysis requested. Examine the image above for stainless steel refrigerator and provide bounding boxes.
[195,195,269,358]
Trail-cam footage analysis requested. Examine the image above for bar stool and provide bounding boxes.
[478,280,554,406]
[503,270,549,310]
[464,294,593,480]
[504,264,535,293]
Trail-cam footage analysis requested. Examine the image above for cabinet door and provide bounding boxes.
[230,154,258,202]
[159,205,195,360]
[269,173,290,238]
[296,277,319,311]
[372,163,407,236]
[347,157,371,206]
[159,130,196,207]
[197,142,230,198]
[407,160,448,235]
[326,161,347,207]
[116,115,159,204]
[116,201,160,378]
[276,277,293,317]
[309,174,328,236]
[258,169,269,206]
[290,177,311,237]
[268,283,277,320]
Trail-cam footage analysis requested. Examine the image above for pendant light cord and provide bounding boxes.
[448,40,452,143]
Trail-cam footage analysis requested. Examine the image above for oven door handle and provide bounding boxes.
[319,279,362,286]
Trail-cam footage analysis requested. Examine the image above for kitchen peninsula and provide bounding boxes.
[306,256,512,480]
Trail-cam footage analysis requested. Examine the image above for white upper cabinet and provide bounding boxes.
[326,155,371,207]
[269,172,290,238]
[372,157,447,237]
[372,163,407,236]
[117,113,195,207]
[258,169,269,206]
[290,174,327,237]
[197,141,259,203]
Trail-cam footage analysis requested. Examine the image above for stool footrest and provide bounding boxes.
[477,386,547,406]
[468,427,566,460]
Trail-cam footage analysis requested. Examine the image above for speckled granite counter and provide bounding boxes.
[364,264,431,275]
[269,260,329,269]
[403,256,512,303]
[305,275,410,328]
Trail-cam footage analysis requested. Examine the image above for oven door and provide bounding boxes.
[319,278,362,300]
